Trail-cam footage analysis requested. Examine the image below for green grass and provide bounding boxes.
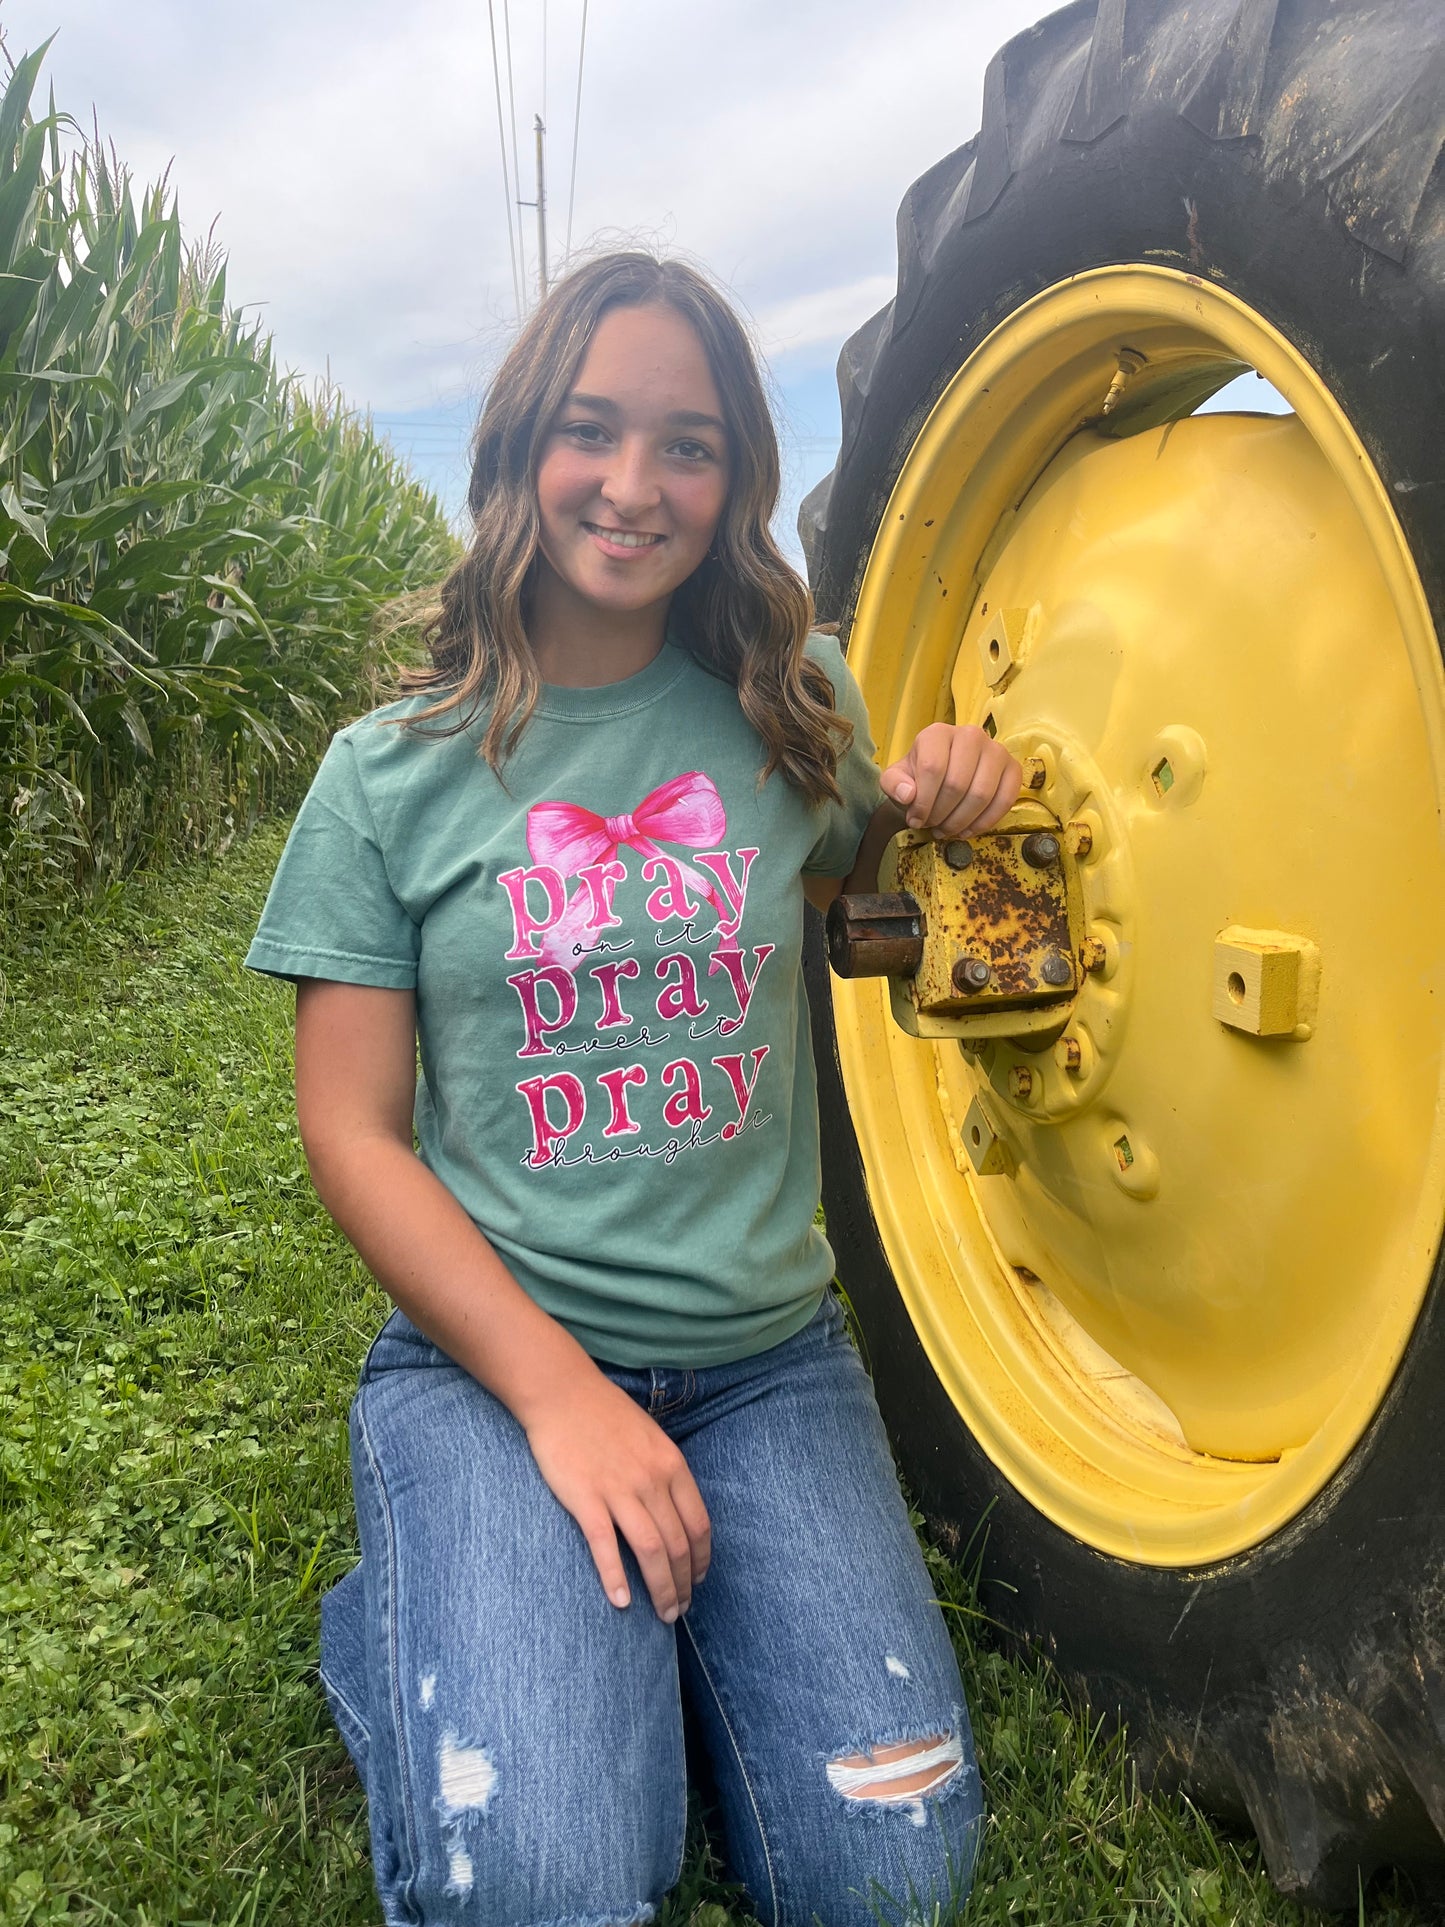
[0,825,1428,1924]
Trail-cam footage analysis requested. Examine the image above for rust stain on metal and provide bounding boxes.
[895,829,1078,1016]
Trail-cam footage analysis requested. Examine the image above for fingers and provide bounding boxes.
[671,1466,713,1591]
[882,725,1023,838]
[614,1481,704,1624]
[577,1505,634,1612]
[578,1464,711,1624]
[965,753,1024,833]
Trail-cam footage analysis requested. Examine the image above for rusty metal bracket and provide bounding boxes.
[828,807,1087,1042]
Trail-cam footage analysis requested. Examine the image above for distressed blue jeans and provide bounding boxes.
[320,1291,984,1926]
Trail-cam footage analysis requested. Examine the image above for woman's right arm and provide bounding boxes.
[293,976,710,1623]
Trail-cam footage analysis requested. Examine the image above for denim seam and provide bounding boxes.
[357,1306,402,1386]
[680,1616,780,1926]
[319,1665,372,1747]
[356,1392,422,1915]
[666,1632,689,1896]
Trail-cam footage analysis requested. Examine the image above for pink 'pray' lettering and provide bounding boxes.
[515,1071,587,1165]
[708,944,775,1035]
[589,958,641,1029]
[655,952,707,1020]
[694,848,758,938]
[597,1064,647,1137]
[498,864,568,960]
[712,1046,770,1140]
[507,966,579,1057]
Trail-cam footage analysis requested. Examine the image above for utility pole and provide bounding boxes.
[534,115,548,301]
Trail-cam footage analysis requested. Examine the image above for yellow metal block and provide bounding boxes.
[977,605,1029,689]
[962,1097,1013,1177]
[1213,927,1319,1038]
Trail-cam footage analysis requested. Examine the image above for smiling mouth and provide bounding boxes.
[583,523,665,549]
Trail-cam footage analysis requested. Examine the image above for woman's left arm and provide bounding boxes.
[803,722,1023,914]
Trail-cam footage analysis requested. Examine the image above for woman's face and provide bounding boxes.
[533,303,731,627]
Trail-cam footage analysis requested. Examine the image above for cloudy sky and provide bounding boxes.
[0,0,1057,558]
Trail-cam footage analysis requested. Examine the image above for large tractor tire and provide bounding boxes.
[801,0,1445,1908]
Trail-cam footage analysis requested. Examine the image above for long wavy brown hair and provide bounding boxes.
[388,252,851,803]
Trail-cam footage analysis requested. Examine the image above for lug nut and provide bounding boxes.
[943,839,974,870]
[1059,1036,1082,1072]
[1080,936,1107,973]
[1041,951,1072,986]
[953,956,992,994]
[1023,756,1047,791]
[1022,832,1061,868]
[1067,820,1094,858]
[1009,1066,1034,1100]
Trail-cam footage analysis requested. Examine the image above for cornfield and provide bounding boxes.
[0,41,459,917]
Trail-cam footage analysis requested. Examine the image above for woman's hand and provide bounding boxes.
[807,725,1025,911]
[881,722,1022,838]
[523,1368,711,1624]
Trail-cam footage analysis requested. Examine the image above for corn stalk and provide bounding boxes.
[0,42,458,915]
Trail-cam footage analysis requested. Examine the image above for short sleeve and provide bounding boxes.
[244,730,420,988]
[801,633,883,877]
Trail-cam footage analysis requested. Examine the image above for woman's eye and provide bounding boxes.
[562,421,608,445]
[671,439,714,462]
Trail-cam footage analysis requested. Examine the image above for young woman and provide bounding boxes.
[247,252,1021,1926]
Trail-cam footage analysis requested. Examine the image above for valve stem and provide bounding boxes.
[1101,347,1147,417]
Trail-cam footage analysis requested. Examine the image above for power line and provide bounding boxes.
[534,114,548,297]
[565,0,589,263]
[502,0,528,296]
[486,0,523,323]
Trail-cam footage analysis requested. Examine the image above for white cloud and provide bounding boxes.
[2,0,1042,411]
[0,0,1050,556]
[751,275,897,364]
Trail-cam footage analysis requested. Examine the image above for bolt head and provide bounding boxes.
[1009,1065,1034,1100]
[1080,936,1107,973]
[953,955,992,994]
[1066,820,1094,858]
[1060,1036,1082,1072]
[1022,831,1061,868]
[1041,951,1072,987]
[943,839,974,871]
[1023,756,1047,791]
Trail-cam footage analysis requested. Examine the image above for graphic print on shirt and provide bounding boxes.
[497,772,776,1170]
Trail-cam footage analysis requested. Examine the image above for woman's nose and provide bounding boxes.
[599,438,662,518]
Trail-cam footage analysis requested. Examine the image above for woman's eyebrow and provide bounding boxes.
[561,393,726,435]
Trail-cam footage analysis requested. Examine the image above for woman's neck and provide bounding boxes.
[527,570,671,689]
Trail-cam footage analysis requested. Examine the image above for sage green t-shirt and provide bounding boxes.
[245,632,880,1366]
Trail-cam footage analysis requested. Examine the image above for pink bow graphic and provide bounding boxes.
[528,770,726,874]
[526,773,734,969]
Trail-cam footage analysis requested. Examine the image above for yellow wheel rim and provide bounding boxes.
[836,266,1445,1564]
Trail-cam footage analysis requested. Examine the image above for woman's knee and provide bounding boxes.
[375,1719,686,1926]
[775,1719,985,1927]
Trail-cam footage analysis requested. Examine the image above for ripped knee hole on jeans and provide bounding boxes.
[825,1731,966,1825]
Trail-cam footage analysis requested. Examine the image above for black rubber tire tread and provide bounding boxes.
[802,0,1445,1908]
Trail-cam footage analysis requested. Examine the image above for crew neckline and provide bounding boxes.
[534,636,690,721]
